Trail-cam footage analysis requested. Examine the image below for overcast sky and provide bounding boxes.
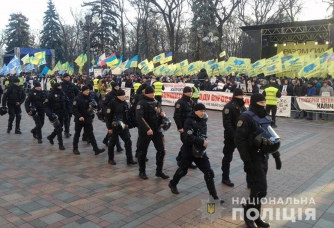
[0,0,330,32]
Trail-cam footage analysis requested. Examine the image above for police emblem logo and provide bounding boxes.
[187,130,192,135]
[136,105,140,109]
[237,120,243,127]
[224,109,229,114]
[107,109,111,113]
[44,99,48,103]
[207,203,215,214]
[176,104,180,108]
[34,93,36,95]
[73,101,76,105]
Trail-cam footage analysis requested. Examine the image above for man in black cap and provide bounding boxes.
[169,103,224,204]
[24,82,47,143]
[72,86,105,155]
[136,86,169,180]
[152,77,164,104]
[235,93,282,228]
[221,88,246,187]
[1,78,26,134]
[61,73,79,138]
[44,83,69,150]
[105,89,137,165]
[174,86,197,169]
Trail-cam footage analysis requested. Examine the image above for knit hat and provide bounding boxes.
[116,89,125,96]
[14,78,20,83]
[233,88,244,97]
[140,83,148,91]
[183,86,192,93]
[194,103,206,111]
[63,73,70,78]
[34,82,41,87]
[250,93,266,105]
[145,86,155,94]
[81,85,89,91]
[87,84,93,90]
[53,83,61,90]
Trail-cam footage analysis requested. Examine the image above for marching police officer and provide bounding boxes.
[24,82,47,143]
[169,103,224,204]
[61,73,79,138]
[105,89,137,165]
[72,86,105,155]
[152,77,164,103]
[136,86,169,180]
[174,86,197,169]
[2,78,26,134]
[44,83,69,150]
[263,80,281,128]
[235,94,282,228]
[221,88,246,187]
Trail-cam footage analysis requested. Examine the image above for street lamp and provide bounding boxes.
[202,32,219,60]
[80,9,100,85]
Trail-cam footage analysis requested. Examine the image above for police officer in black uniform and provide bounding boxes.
[2,78,26,134]
[24,82,47,143]
[101,82,124,152]
[61,73,79,138]
[44,83,69,150]
[168,103,224,204]
[174,86,197,169]
[235,93,282,228]
[105,89,137,165]
[72,86,105,155]
[136,86,169,180]
[221,88,246,187]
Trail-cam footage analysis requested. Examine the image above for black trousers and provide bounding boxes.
[265,104,277,124]
[32,110,45,139]
[137,131,166,173]
[221,137,236,180]
[155,95,162,104]
[7,104,21,130]
[176,132,185,160]
[48,114,65,146]
[170,153,218,198]
[64,102,73,134]
[73,122,98,151]
[108,128,133,161]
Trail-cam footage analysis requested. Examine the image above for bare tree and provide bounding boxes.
[117,0,126,54]
[323,0,334,18]
[280,0,302,22]
[0,30,6,50]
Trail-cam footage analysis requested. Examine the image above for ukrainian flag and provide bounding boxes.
[160,52,172,64]
[138,59,149,69]
[153,53,165,63]
[126,55,138,68]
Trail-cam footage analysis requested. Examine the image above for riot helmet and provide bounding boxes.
[87,100,98,115]
[192,135,207,158]
[254,125,281,153]
[111,119,126,134]
[158,117,172,132]
[49,113,61,128]
[29,106,37,116]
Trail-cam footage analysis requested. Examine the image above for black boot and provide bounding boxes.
[222,179,234,187]
[206,178,224,203]
[73,149,80,155]
[59,144,65,150]
[255,218,270,227]
[242,204,258,228]
[31,129,37,139]
[15,129,22,134]
[156,160,169,179]
[47,135,54,145]
[108,160,116,165]
[139,172,148,179]
[37,139,42,144]
[155,172,170,179]
[94,148,105,155]
[168,182,179,194]
[64,132,71,138]
[7,123,12,134]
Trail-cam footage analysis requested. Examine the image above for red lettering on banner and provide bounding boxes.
[200,94,211,101]
[162,93,182,99]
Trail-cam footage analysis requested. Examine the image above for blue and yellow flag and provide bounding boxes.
[141,61,154,74]
[126,55,138,68]
[153,53,165,63]
[160,52,172,64]
[138,59,149,69]
[298,58,321,78]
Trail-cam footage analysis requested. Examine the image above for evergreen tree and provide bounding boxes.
[82,0,119,54]
[40,0,63,61]
[5,13,32,52]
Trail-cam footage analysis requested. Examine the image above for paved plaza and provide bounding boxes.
[0,106,333,228]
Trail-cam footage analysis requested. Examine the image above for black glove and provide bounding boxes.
[272,151,282,170]
[243,161,253,173]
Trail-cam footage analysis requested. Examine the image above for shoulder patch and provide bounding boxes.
[73,101,76,105]
[187,130,193,135]
[224,108,229,114]
[176,104,180,108]
[107,108,111,113]
[44,99,48,103]
[237,120,243,127]
[136,105,140,110]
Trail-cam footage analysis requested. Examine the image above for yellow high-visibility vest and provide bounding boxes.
[4,76,9,86]
[134,82,141,93]
[19,77,24,86]
[192,86,200,98]
[153,81,163,96]
[264,87,278,105]
[93,78,99,90]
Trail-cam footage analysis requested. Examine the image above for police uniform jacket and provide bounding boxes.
[44,89,69,116]
[105,98,130,130]
[2,84,26,106]
[103,90,117,107]
[136,95,163,134]
[61,81,79,100]
[25,89,47,112]
[182,112,207,157]
[72,92,94,124]
[173,95,195,130]
[222,98,245,139]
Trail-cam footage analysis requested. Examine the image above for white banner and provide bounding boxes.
[296,96,334,111]
[161,83,291,117]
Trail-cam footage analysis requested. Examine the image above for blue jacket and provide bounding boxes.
[306,86,316,96]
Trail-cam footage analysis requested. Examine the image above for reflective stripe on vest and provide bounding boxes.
[19,77,24,86]
[264,87,278,105]
[154,82,163,96]
[134,83,141,93]
[192,86,200,98]
[5,77,9,86]
[93,79,99,90]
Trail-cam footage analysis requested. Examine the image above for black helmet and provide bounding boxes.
[49,113,61,128]
[158,117,172,132]
[0,107,8,116]
[111,119,126,133]
[29,106,37,116]
[87,100,98,115]
[192,135,207,158]
[254,126,281,153]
